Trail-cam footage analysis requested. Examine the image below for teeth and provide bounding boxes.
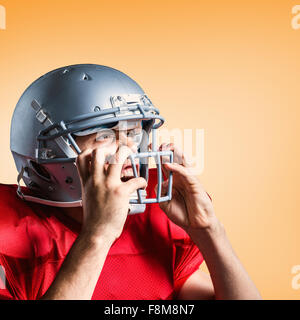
[121,168,134,178]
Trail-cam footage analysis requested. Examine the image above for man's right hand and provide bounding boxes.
[76,146,147,243]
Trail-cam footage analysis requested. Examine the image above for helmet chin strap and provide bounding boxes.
[16,167,146,214]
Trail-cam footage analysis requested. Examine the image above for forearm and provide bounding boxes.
[41,231,114,300]
[188,222,262,300]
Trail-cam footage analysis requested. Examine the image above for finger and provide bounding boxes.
[159,144,172,164]
[76,148,93,183]
[148,143,167,177]
[163,162,190,179]
[163,162,201,188]
[154,180,169,197]
[90,146,114,179]
[159,143,191,167]
[149,142,165,151]
[151,143,169,178]
[150,142,170,154]
[124,177,147,194]
[162,143,184,165]
[160,143,176,180]
[157,143,176,165]
[106,146,134,180]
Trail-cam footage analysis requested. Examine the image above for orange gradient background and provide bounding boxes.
[0,0,300,299]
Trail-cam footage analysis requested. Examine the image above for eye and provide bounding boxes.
[127,128,143,146]
[127,128,142,137]
[96,130,116,143]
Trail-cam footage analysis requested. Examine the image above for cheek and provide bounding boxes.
[76,137,105,151]
[75,137,94,151]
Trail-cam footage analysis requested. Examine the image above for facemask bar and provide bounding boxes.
[129,151,173,204]
[34,102,165,164]
[129,128,173,204]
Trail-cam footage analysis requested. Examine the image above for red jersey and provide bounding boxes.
[0,169,203,300]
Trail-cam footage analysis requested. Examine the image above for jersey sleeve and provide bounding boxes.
[0,184,67,300]
[171,226,204,298]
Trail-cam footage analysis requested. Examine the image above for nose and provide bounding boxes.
[118,131,138,153]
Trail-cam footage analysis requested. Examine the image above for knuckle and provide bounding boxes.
[113,186,124,196]
[92,148,98,158]
[160,143,168,150]
[104,178,112,189]
[177,155,184,165]
[138,177,147,186]
[104,177,117,190]
[80,148,91,157]
[201,198,213,212]
[90,176,100,188]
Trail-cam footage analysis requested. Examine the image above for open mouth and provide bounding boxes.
[120,164,139,182]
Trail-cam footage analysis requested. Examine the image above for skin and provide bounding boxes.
[42,123,262,300]
[42,127,146,300]
[157,143,261,299]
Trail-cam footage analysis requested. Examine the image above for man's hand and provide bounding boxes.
[155,143,261,300]
[155,143,219,236]
[42,145,147,300]
[76,145,147,242]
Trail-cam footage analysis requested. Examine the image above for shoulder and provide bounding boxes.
[0,183,33,258]
[0,183,72,259]
[0,183,28,226]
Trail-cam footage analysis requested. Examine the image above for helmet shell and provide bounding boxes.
[11,64,145,158]
[10,64,146,203]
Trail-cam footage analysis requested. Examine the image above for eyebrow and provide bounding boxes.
[113,127,141,131]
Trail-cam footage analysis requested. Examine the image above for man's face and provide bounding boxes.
[74,120,143,181]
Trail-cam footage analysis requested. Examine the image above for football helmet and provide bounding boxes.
[10,64,173,214]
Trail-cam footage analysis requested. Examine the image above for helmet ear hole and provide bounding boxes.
[30,161,52,181]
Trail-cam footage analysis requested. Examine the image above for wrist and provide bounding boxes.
[79,225,117,248]
[186,218,226,247]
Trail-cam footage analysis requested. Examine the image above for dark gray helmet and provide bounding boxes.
[10,64,173,214]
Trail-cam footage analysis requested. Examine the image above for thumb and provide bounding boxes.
[124,177,147,195]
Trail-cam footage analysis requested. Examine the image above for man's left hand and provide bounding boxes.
[155,143,220,236]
